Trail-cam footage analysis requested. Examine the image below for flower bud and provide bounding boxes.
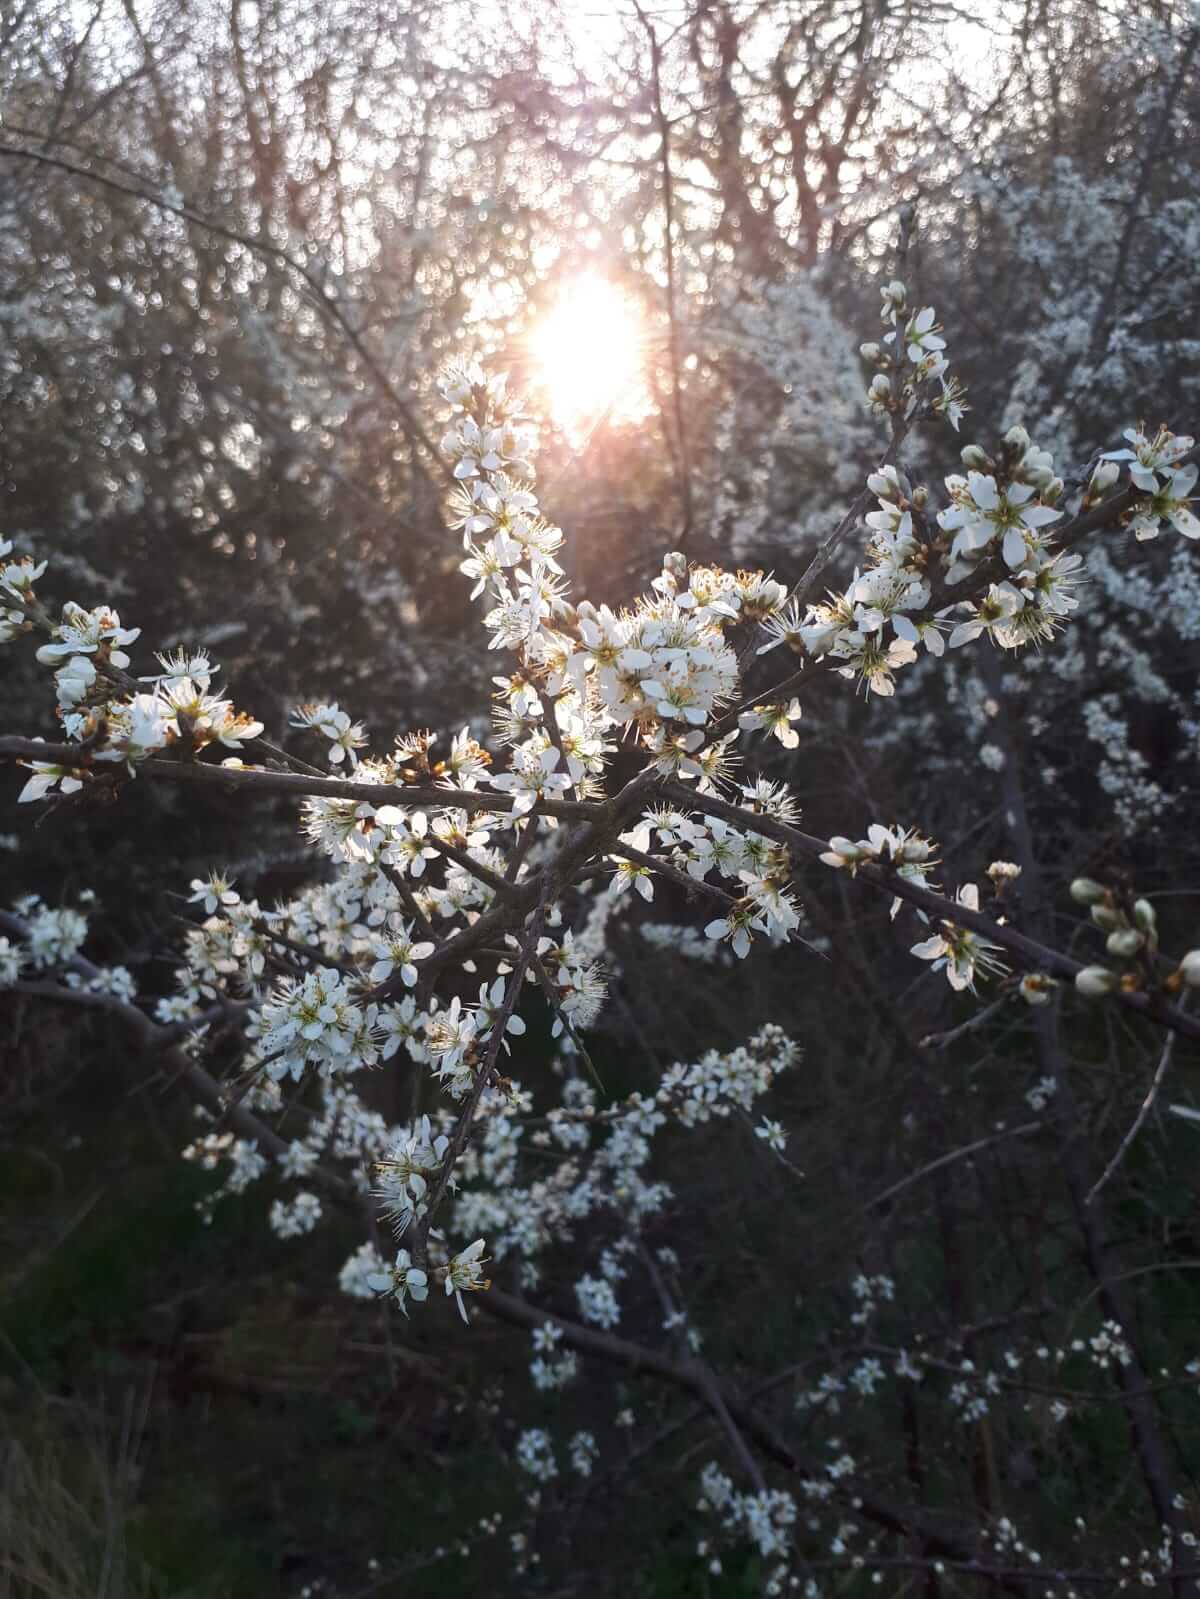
[1004,425,1031,452]
[1090,903,1123,932]
[911,485,928,509]
[1090,461,1120,494]
[1180,950,1200,989]
[881,279,906,310]
[868,467,906,501]
[1075,965,1118,998]
[1019,973,1056,1006]
[1106,928,1144,959]
[1069,877,1106,906]
[859,342,882,363]
[960,445,991,472]
[1043,477,1065,505]
[1133,899,1157,933]
[868,374,892,399]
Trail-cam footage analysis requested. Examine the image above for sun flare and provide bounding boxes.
[530,275,645,434]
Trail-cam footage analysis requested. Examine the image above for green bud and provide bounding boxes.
[1069,878,1106,906]
[961,445,990,472]
[1090,904,1123,933]
[1180,951,1200,989]
[1106,928,1144,959]
[1133,899,1157,933]
[1075,966,1117,999]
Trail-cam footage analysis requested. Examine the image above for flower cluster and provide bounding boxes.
[291,702,368,766]
[821,827,1012,992]
[1101,426,1198,541]
[440,363,791,800]
[633,792,804,959]
[252,968,382,1081]
[862,279,966,430]
[1067,876,1182,1000]
[0,568,264,798]
[698,1461,797,1592]
[374,1114,450,1236]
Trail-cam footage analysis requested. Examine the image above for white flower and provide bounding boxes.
[756,598,806,656]
[938,473,1061,565]
[278,1139,320,1179]
[1101,426,1194,493]
[705,910,754,961]
[569,1431,599,1478]
[0,552,47,599]
[18,753,84,805]
[368,920,436,987]
[987,860,1021,883]
[121,693,174,763]
[471,975,528,1045]
[255,968,380,1081]
[947,583,1024,649]
[935,375,968,431]
[35,602,140,665]
[738,699,802,749]
[755,1118,787,1153]
[892,611,950,657]
[490,740,570,815]
[819,836,869,871]
[575,1273,620,1329]
[339,1242,389,1299]
[445,1238,490,1321]
[899,305,946,364]
[909,884,1008,992]
[290,703,368,766]
[0,936,23,987]
[142,647,218,688]
[269,1191,323,1238]
[189,872,240,915]
[86,965,137,1001]
[1025,1074,1058,1110]
[1127,464,1198,542]
[53,655,97,708]
[367,1248,429,1314]
[609,825,655,900]
[515,1428,558,1483]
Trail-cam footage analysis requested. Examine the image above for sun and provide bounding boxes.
[529,275,645,436]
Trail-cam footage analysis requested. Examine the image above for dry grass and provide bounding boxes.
[0,1381,163,1599]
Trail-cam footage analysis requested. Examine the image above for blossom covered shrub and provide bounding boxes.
[4,242,1200,1595]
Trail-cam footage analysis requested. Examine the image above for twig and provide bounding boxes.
[1086,1019,1181,1207]
[862,1120,1050,1214]
[920,995,1009,1050]
[634,2,693,549]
